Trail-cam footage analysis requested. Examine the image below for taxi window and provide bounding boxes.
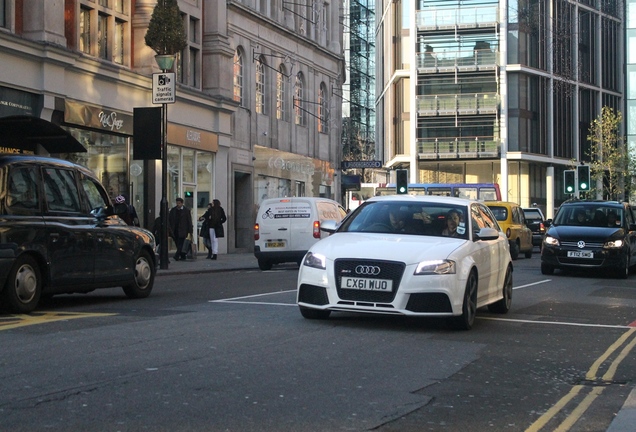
[80,176,108,211]
[5,166,39,213]
[42,168,82,213]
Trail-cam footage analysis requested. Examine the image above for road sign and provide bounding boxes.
[152,73,176,104]
[341,160,382,169]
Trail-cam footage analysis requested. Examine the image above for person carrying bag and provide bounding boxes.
[200,199,227,260]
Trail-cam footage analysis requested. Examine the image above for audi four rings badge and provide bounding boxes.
[355,265,381,275]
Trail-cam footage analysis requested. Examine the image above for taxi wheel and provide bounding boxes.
[524,247,533,259]
[123,250,155,298]
[2,255,41,314]
[509,241,520,260]
[451,270,478,330]
[299,306,331,320]
[258,259,273,271]
[488,265,512,314]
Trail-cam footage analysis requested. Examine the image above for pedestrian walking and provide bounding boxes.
[168,197,193,261]
[200,199,226,259]
[114,194,139,226]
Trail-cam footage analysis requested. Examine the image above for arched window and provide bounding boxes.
[255,56,266,114]
[233,49,243,104]
[318,82,329,133]
[294,72,305,126]
[276,65,287,120]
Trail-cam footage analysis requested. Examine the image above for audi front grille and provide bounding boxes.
[334,259,405,303]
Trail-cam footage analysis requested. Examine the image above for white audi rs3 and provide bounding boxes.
[296,195,513,330]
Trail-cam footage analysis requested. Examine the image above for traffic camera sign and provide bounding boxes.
[152,73,176,104]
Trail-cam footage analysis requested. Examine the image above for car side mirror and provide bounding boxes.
[475,227,500,241]
[320,220,338,233]
[629,223,636,232]
[544,219,552,228]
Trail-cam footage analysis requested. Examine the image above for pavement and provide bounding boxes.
[154,252,636,432]
[156,251,259,276]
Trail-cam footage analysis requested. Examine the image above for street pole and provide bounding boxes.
[160,91,169,269]
[153,54,175,270]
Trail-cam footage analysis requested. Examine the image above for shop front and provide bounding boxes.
[253,145,336,213]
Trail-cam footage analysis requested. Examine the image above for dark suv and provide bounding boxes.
[0,154,156,313]
[540,200,636,278]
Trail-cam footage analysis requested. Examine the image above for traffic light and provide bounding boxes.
[185,191,193,198]
[577,165,590,192]
[563,170,575,194]
[396,169,408,194]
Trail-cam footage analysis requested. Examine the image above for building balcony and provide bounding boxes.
[416,93,499,117]
[416,5,498,31]
[417,139,500,160]
[417,49,497,74]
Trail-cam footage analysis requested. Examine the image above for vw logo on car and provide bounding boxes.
[577,241,586,249]
[355,265,381,276]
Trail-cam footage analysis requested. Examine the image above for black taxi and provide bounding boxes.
[0,154,156,313]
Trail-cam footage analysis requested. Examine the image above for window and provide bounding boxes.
[98,13,108,59]
[6,167,39,213]
[114,19,124,64]
[233,49,244,104]
[1,0,7,29]
[43,169,82,213]
[318,82,329,133]
[177,15,200,87]
[256,57,266,114]
[81,176,108,212]
[276,65,287,120]
[77,1,130,65]
[294,73,306,126]
[80,7,91,54]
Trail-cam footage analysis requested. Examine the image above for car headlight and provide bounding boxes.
[604,239,624,248]
[303,252,326,269]
[414,260,456,275]
[544,235,560,246]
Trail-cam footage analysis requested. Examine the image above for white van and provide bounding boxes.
[254,197,347,270]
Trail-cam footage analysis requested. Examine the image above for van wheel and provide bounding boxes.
[123,250,155,298]
[2,255,41,314]
[258,259,273,271]
[524,247,533,259]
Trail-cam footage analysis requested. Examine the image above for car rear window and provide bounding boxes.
[487,206,508,222]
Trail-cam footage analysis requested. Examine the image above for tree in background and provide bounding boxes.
[144,0,187,56]
[586,106,633,201]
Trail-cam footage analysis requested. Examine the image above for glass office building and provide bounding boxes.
[377,0,624,217]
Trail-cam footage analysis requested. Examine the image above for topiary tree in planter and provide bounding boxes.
[144,0,187,57]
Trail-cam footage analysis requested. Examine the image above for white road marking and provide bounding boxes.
[513,279,552,289]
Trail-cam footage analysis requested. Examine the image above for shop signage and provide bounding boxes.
[64,101,133,135]
[341,160,382,169]
[167,123,218,152]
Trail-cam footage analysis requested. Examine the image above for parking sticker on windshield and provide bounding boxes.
[457,224,466,235]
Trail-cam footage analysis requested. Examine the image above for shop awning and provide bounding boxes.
[0,115,86,154]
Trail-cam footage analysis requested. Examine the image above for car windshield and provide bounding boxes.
[553,205,623,227]
[338,201,469,239]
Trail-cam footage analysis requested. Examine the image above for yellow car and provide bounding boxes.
[485,201,534,260]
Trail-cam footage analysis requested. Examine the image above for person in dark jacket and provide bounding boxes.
[200,199,226,259]
[168,197,193,261]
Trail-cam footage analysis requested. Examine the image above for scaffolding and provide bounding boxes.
[341,0,376,177]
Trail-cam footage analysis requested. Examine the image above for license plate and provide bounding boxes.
[341,277,393,292]
[266,242,285,248]
[567,250,593,258]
